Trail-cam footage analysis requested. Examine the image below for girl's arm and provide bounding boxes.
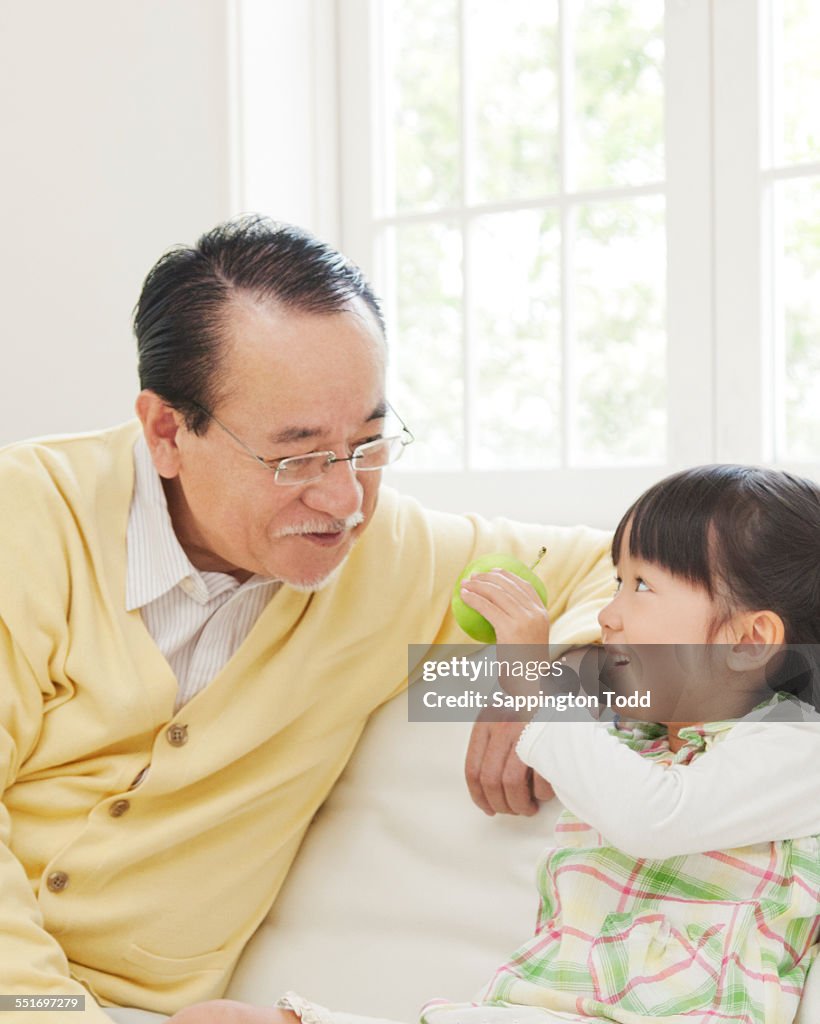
[518,719,820,858]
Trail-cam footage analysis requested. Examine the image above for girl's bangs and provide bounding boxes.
[611,469,727,593]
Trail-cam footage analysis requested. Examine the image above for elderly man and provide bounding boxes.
[0,218,612,1022]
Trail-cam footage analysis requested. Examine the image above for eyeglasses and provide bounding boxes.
[189,400,414,486]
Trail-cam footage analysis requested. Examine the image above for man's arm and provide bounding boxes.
[388,494,614,814]
[431,507,613,815]
[464,718,553,816]
[465,644,603,815]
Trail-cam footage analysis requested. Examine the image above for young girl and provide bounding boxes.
[423,464,820,1024]
[179,465,820,1024]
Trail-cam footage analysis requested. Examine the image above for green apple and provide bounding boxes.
[451,550,548,643]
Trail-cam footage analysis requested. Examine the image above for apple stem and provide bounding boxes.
[530,546,548,571]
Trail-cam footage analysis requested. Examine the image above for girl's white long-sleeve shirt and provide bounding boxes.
[517,716,820,859]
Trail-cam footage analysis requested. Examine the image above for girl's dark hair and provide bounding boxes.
[133,215,384,434]
[612,465,820,646]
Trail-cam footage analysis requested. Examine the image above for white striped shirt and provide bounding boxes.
[126,435,281,710]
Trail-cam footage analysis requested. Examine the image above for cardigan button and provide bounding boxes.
[166,723,189,747]
[109,799,131,818]
[46,871,69,893]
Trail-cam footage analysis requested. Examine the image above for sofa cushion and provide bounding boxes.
[227,689,556,1018]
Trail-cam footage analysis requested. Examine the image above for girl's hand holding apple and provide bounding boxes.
[454,549,550,646]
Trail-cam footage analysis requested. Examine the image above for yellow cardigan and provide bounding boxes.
[0,421,613,1020]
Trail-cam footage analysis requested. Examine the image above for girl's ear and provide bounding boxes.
[725,610,785,672]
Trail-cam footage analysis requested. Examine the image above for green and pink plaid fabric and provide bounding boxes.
[424,720,820,1024]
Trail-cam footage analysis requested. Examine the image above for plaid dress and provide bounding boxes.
[423,720,820,1024]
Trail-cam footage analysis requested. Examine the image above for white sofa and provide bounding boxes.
[110,685,820,1024]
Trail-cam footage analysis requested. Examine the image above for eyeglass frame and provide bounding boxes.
[186,399,415,486]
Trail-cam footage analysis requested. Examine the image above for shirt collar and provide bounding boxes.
[125,434,201,610]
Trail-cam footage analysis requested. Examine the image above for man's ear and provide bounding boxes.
[725,610,786,672]
[135,390,184,479]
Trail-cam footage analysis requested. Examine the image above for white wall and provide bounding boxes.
[0,0,235,443]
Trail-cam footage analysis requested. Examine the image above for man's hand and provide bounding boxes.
[465,718,555,815]
[166,1001,300,1024]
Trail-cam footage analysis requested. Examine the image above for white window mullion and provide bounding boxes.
[558,0,575,469]
[664,0,715,467]
[459,0,474,470]
[337,0,376,274]
[768,178,786,460]
[462,214,475,470]
[712,0,770,463]
[561,202,576,468]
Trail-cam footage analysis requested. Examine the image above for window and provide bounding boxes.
[238,0,820,525]
[373,1,666,475]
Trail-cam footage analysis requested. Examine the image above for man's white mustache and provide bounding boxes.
[275,511,365,537]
